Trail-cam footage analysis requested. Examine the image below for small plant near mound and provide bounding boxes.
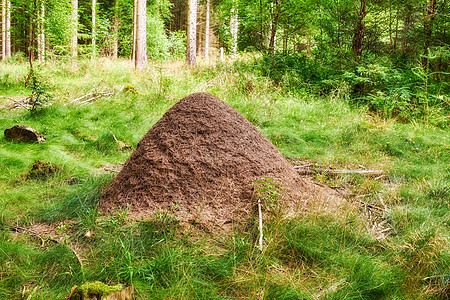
[253,177,280,211]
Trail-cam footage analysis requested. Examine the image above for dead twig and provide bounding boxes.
[109,129,119,143]
[257,198,263,251]
[0,96,31,109]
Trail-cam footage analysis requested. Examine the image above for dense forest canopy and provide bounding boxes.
[1,0,448,61]
[1,0,449,122]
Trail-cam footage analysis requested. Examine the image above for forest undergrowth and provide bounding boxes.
[0,57,449,299]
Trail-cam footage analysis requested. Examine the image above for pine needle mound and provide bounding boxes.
[100,93,342,227]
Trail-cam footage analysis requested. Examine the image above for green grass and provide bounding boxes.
[0,58,448,299]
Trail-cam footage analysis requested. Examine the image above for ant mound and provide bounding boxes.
[100,93,343,227]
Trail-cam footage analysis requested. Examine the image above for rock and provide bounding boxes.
[4,125,46,143]
[67,282,134,300]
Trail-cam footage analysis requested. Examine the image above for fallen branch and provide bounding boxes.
[66,93,95,104]
[79,93,113,104]
[66,92,114,105]
[0,96,31,109]
[294,165,384,177]
[10,98,31,109]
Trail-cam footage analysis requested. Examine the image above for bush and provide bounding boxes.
[147,13,170,60]
[167,31,186,60]
[343,62,449,124]
[254,54,335,94]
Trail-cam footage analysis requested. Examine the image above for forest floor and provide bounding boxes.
[0,58,449,299]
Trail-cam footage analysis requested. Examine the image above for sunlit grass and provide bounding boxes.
[0,58,448,299]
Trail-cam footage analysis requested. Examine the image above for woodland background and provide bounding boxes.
[1,0,449,121]
[0,0,449,299]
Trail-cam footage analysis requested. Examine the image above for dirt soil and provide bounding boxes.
[100,93,343,227]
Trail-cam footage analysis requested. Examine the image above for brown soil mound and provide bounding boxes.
[100,93,342,227]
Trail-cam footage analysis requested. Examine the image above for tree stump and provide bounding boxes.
[67,282,134,300]
[4,125,46,143]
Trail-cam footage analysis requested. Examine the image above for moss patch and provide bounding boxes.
[70,281,123,299]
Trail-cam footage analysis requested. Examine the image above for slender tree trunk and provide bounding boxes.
[337,5,341,70]
[393,1,399,51]
[38,0,45,63]
[29,14,34,62]
[259,0,264,50]
[269,0,281,53]
[70,0,78,57]
[186,0,197,66]
[402,4,413,53]
[205,0,210,59]
[2,0,5,60]
[389,0,392,49]
[131,0,136,61]
[197,4,204,56]
[5,0,10,57]
[422,0,437,67]
[135,0,147,70]
[112,0,119,58]
[230,0,238,57]
[352,0,366,60]
[92,0,97,58]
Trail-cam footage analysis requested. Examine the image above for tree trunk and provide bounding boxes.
[112,0,119,58]
[269,0,281,53]
[282,25,288,54]
[5,0,10,57]
[230,0,238,57]
[1,0,5,60]
[135,0,147,70]
[131,0,136,61]
[352,0,366,60]
[259,0,264,50]
[38,0,45,63]
[186,0,197,66]
[401,4,413,53]
[70,0,78,57]
[422,0,437,67]
[388,0,392,49]
[92,0,96,58]
[205,0,210,59]
[393,1,399,51]
[29,13,34,62]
